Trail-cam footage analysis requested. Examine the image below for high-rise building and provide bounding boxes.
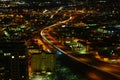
[0,41,28,80]
[31,51,56,74]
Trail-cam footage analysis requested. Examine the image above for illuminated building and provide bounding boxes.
[31,51,56,74]
[0,41,28,80]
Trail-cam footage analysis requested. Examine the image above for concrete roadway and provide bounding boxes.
[40,17,120,80]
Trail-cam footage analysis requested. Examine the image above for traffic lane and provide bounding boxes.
[60,52,120,80]
[40,16,120,79]
[67,52,120,77]
[44,36,120,79]
[45,34,120,77]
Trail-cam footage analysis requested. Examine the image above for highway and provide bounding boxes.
[1,1,120,80]
[28,22,91,80]
[40,17,120,80]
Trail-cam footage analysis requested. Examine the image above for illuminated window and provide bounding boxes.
[19,55,26,59]
[0,67,5,70]
[4,53,11,56]
[22,75,25,78]
[0,50,3,53]
[11,56,14,59]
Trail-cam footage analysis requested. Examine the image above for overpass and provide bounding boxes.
[40,17,120,80]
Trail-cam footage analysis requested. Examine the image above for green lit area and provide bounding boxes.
[4,53,11,56]
[97,28,107,34]
[103,47,108,50]
[87,24,97,26]
[54,61,87,80]
[41,66,46,71]
[66,42,87,54]
[115,24,120,29]
[30,60,87,80]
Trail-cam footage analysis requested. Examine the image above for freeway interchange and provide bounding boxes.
[40,15,120,80]
[0,2,120,79]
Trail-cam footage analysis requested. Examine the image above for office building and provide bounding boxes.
[0,41,28,80]
[31,51,56,74]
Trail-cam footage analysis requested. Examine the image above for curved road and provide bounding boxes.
[40,17,120,80]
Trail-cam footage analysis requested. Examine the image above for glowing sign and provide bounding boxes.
[56,51,62,55]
